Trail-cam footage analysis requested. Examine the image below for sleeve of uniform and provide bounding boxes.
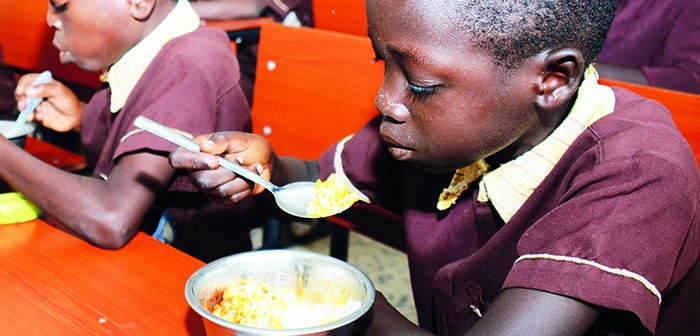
[114,28,251,192]
[641,2,700,94]
[503,152,700,333]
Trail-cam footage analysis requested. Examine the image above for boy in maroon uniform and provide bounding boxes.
[3,0,262,261]
[170,0,700,334]
[596,0,700,94]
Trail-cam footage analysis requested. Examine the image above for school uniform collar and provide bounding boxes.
[101,0,201,113]
[475,66,615,223]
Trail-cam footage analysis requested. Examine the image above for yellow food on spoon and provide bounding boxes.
[306,173,360,218]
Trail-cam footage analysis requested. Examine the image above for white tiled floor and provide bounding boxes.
[286,231,418,323]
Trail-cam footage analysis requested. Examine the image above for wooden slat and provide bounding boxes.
[251,23,382,160]
[312,0,368,36]
[0,0,100,88]
[599,78,700,166]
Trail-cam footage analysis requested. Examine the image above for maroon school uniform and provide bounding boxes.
[318,87,700,335]
[235,0,313,105]
[597,0,700,94]
[80,27,263,262]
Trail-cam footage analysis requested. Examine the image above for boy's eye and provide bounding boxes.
[50,0,69,13]
[408,83,436,96]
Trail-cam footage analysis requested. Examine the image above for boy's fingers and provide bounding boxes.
[169,147,220,170]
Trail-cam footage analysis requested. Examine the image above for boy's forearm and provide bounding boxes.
[353,292,432,336]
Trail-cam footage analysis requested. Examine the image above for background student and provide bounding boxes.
[595,0,700,94]
[4,0,263,262]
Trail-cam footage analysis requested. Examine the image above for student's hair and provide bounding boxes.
[456,0,619,68]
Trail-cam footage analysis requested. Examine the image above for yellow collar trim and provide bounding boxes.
[333,135,371,204]
[437,160,489,210]
[475,66,615,222]
[104,0,201,113]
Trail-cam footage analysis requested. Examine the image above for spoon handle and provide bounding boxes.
[9,70,52,138]
[133,116,277,191]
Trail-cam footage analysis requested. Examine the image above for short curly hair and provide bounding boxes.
[456,0,619,68]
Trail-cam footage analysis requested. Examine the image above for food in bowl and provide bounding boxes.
[0,120,35,148]
[306,173,360,218]
[208,279,361,329]
[186,250,375,336]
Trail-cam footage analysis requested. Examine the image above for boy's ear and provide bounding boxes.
[127,0,156,21]
[534,48,586,111]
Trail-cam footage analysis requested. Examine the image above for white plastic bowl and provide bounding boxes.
[0,120,35,148]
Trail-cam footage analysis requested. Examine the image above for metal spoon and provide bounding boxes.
[133,116,319,219]
[7,70,52,138]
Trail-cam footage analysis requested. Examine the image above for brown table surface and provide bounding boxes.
[0,219,207,334]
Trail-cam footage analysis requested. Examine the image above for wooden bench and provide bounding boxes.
[251,23,382,158]
[312,0,368,36]
[251,23,404,259]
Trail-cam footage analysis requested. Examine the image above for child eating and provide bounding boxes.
[169,0,700,334]
[4,0,263,262]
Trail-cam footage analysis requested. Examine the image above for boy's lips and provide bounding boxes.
[382,134,414,161]
[58,50,73,64]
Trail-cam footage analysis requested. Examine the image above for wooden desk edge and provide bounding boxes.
[24,136,87,172]
[204,17,275,32]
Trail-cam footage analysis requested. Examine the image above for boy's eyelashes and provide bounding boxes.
[407,83,436,96]
[49,0,69,13]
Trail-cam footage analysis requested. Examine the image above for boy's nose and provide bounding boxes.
[375,91,410,122]
[46,9,60,30]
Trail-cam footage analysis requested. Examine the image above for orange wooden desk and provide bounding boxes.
[24,136,87,172]
[0,219,206,335]
[203,17,274,32]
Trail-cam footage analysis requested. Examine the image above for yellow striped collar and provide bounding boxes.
[102,0,201,113]
[475,66,615,222]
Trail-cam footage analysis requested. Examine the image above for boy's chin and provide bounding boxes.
[408,160,459,175]
[61,55,102,73]
[58,50,75,65]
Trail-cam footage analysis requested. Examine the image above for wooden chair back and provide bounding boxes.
[0,0,100,88]
[251,23,382,160]
[599,78,700,166]
[312,0,368,36]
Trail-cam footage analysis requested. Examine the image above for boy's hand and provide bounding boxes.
[169,131,276,204]
[15,73,84,132]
